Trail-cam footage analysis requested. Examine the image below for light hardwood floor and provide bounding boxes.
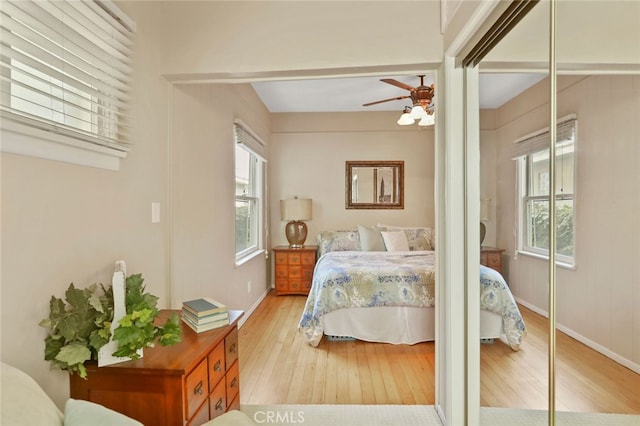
[238,291,640,413]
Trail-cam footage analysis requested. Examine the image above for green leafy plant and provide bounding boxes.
[40,274,181,379]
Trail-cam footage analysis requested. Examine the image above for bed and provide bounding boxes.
[297,227,527,350]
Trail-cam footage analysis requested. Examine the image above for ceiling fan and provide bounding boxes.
[362,75,435,112]
[363,75,435,126]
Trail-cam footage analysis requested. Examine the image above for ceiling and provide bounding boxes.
[251,73,547,113]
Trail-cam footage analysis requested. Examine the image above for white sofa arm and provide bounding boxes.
[1,362,64,426]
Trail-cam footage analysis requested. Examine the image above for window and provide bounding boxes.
[515,116,576,266]
[234,121,266,263]
[0,0,134,168]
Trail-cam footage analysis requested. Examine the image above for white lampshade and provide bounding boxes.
[409,105,428,120]
[280,198,312,221]
[397,112,414,125]
[480,198,490,221]
[418,114,435,126]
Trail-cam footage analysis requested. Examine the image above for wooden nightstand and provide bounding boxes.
[70,310,243,425]
[480,246,505,274]
[273,245,317,295]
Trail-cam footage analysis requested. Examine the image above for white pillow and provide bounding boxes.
[381,231,410,251]
[357,225,386,251]
[0,363,64,426]
[64,399,143,426]
[202,410,256,425]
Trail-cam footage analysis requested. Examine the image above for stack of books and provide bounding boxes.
[181,297,229,333]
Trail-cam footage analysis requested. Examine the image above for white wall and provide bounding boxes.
[169,82,271,311]
[269,112,435,249]
[155,1,443,79]
[489,74,640,372]
[480,110,498,247]
[0,1,170,408]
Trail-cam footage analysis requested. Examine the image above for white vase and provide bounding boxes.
[98,261,143,366]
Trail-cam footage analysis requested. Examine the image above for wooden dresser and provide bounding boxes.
[273,245,317,295]
[70,309,243,426]
[480,246,505,274]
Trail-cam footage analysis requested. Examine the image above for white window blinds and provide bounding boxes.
[0,0,134,150]
[234,119,266,161]
[511,114,577,159]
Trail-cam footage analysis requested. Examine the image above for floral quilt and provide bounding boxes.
[298,251,526,350]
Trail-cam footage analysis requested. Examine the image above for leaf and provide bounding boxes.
[42,274,181,378]
[55,342,92,366]
[157,313,182,346]
[43,335,64,361]
[88,293,105,313]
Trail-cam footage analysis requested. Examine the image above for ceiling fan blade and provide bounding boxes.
[381,79,415,91]
[362,95,410,107]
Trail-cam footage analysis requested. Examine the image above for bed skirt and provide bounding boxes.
[321,306,504,345]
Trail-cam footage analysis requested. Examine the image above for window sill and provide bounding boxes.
[1,118,128,170]
[516,250,576,270]
[235,249,266,267]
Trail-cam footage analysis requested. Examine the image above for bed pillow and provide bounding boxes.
[357,225,386,251]
[317,230,361,257]
[381,230,410,251]
[378,225,435,251]
[64,399,143,426]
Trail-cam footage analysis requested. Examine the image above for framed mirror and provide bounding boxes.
[346,160,404,209]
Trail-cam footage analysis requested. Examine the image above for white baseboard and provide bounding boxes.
[515,297,640,374]
[237,288,269,329]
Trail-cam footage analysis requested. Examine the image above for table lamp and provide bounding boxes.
[480,198,490,246]
[280,197,312,248]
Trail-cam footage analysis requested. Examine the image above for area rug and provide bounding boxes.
[240,405,640,426]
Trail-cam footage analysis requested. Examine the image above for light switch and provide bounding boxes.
[151,202,160,223]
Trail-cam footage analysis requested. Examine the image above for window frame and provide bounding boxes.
[0,0,134,170]
[234,120,266,265]
[516,117,577,267]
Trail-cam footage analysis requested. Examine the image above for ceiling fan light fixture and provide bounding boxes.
[397,112,414,125]
[409,105,428,120]
[418,114,435,126]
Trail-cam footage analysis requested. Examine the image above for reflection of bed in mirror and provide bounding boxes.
[297,228,526,350]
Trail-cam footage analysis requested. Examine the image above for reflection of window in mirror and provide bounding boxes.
[351,174,358,202]
[345,161,403,209]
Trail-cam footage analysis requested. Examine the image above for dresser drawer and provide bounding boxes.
[486,253,501,267]
[225,328,239,370]
[187,398,210,426]
[185,359,208,420]
[208,342,225,391]
[302,267,314,280]
[289,280,301,292]
[288,266,302,278]
[228,392,240,412]
[275,252,288,265]
[287,252,301,264]
[209,376,227,420]
[275,278,288,291]
[275,267,288,277]
[225,361,240,407]
[301,252,315,265]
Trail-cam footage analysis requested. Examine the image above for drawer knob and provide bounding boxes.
[194,380,204,395]
[214,360,222,372]
[229,343,236,354]
[215,398,224,411]
[230,377,237,389]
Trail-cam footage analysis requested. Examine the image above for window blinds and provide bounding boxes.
[234,119,266,161]
[511,114,577,159]
[0,0,134,149]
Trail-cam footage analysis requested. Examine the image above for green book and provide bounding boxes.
[182,309,229,325]
[182,297,227,317]
[181,314,229,333]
